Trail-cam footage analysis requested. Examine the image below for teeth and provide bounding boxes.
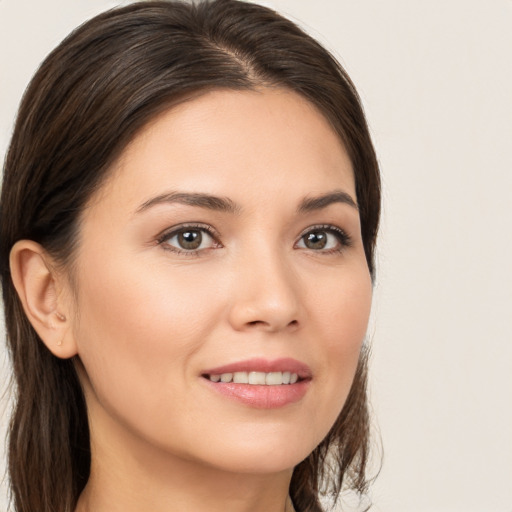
[266,372,282,385]
[249,372,266,385]
[207,371,299,385]
[233,372,249,384]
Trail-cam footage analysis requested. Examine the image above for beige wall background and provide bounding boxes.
[1,1,511,511]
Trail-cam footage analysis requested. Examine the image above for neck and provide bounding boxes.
[77,461,293,512]
[75,399,294,512]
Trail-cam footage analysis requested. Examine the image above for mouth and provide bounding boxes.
[203,371,301,385]
[201,357,312,383]
[200,358,312,408]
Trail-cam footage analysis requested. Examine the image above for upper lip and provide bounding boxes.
[201,357,312,379]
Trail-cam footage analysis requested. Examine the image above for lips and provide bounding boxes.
[202,357,312,379]
[201,358,312,409]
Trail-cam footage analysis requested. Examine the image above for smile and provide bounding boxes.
[201,358,312,408]
[205,371,299,385]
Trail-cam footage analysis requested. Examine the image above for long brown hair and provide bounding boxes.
[0,1,381,511]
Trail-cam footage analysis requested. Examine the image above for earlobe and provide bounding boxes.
[9,240,78,359]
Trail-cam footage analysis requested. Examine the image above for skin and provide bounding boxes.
[11,88,372,512]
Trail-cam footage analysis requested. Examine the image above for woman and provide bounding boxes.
[0,1,380,511]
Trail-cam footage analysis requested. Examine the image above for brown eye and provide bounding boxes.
[296,225,351,252]
[303,231,328,250]
[177,230,203,250]
[161,226,217,253]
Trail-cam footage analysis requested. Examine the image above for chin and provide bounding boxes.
[189,427,320,475]
[209,450,307,475]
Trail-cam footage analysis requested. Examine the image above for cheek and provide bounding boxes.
[313,261,372,350]
[71,254,222,414]
[307,265,372,427]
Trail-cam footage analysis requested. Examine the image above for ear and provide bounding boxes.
[9,240,78,359]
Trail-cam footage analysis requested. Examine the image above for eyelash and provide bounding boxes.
[156,223,221,257]
[156,223,352,256]
[297,224,353,254]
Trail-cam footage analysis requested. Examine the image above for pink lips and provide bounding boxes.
[201,358,312,409]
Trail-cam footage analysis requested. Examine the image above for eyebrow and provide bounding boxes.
[297,190,358,213]
[136,191,240,214]
[136,189,358,215]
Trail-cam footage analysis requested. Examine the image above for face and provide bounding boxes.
[68,88,372,475]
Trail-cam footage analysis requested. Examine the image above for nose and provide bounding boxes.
[227,247,302,333]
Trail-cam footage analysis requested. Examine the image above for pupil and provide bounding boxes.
[305,231,327,249]
[178,230,202,249]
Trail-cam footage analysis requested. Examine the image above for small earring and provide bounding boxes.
[55,312,66,321]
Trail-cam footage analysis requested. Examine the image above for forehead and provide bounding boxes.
[91,87,355,213]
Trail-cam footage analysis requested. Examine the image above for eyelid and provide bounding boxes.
[296,224,353,251]
[156,223,222,253]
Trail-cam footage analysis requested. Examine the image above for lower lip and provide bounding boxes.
[202,378,310,409]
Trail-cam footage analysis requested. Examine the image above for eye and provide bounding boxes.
[158,224,219,253]
[296,225,351,252]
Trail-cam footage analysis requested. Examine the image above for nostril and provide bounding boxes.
[248,320,265,327]
[246,319,299,330]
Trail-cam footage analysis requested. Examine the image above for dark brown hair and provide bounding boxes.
[0,1,380,511]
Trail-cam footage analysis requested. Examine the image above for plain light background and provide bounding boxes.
[1,1,511,511]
